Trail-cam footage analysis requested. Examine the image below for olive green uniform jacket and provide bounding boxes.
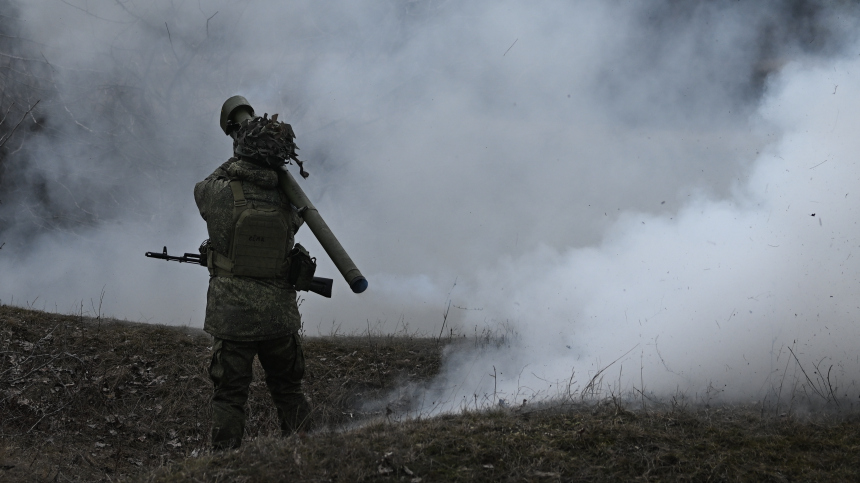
[194,158,304,341]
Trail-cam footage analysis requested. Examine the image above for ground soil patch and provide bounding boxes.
[2,305,859,482]
[0,305,442,481]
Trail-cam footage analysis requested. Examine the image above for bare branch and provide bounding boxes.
[40,51,56,73]
[62,103,94,133]
[0,100,39,150]
[503,38,518,56]
[165,22,180,62]
[787,346,829,402]
[206,11,219,38]
[0,103,15,126]
[0,52,49,63]
[58,0,134,24]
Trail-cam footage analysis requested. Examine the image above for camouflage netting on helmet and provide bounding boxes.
[228,113,309,178]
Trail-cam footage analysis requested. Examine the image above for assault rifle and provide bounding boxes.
[145,246,334,298]
[145,246,206,265]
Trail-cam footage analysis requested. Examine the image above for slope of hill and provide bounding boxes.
[0,305,443,481]
[2,304,859,482]
[142,405,860,482]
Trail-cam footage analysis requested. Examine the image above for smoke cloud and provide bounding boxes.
[2,0,860,403]
[430,58,860,408]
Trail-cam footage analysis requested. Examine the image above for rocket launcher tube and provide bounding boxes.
[221,96,367,294]
[277,169,368,294]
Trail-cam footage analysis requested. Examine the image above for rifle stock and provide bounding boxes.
[309,276,333,298]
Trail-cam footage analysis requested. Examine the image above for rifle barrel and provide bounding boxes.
[144,248,205,265]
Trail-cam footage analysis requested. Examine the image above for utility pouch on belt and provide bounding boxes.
[287,243,317,291]
[208,180,291,278]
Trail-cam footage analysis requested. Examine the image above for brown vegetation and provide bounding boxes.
[144,405,860,482]
[2,304,859,482]
[0,304,442,481]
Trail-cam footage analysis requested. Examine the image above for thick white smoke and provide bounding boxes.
[422,54,860,410]
[1,1,859,405]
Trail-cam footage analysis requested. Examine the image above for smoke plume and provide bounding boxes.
[2,0,860,404]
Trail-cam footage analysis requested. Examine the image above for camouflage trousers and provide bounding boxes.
[208,333,311,450]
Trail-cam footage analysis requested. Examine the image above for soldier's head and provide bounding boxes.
[220,96,308,177]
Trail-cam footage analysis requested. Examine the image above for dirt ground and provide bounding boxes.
[2,304,859,482]
[0,305,443,482]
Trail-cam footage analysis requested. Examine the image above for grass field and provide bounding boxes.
[1,304,859,482]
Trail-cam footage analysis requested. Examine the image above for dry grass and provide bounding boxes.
[0,305,442,481]
[142,404,860,482]
[2,304,860,482]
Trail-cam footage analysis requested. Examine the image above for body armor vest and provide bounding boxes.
[208,180,290,278]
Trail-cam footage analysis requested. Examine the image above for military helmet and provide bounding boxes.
[220,95,255,135]
[218,95,309,178]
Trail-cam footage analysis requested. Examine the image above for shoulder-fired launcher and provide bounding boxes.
[220,96,368,294]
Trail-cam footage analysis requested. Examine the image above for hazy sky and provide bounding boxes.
[2,0,860,404]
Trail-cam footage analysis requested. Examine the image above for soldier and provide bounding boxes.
[194,96,312,450]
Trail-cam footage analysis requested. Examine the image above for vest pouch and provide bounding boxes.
[287,243,317,291]
[230,205,290,278]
